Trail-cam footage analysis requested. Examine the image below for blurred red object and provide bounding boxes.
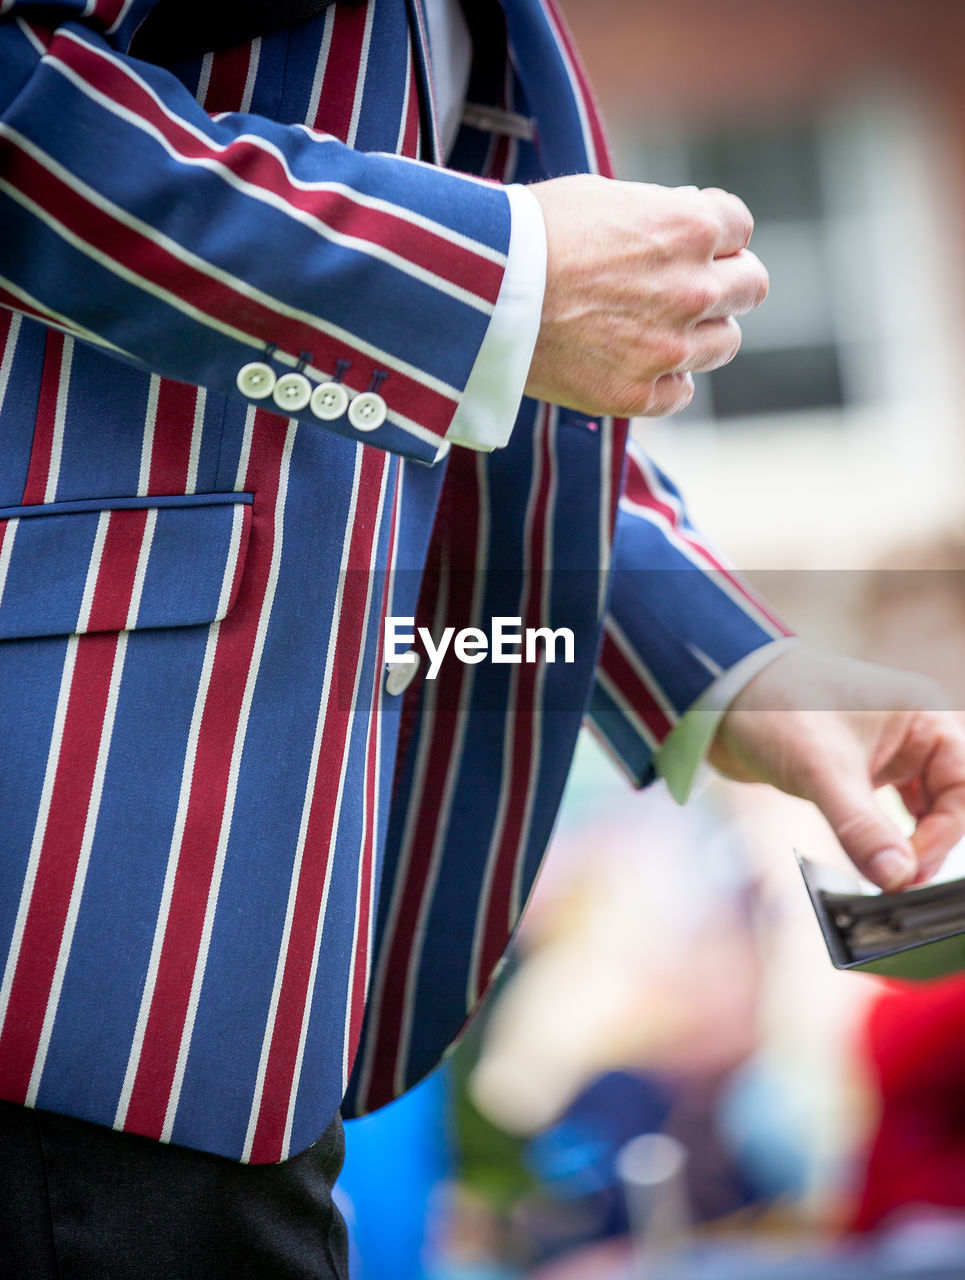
[851,973,965,1231]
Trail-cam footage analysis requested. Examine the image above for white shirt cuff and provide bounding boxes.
[655,637,799,804]
[445,183,547,451]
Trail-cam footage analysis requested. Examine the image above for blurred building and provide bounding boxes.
[559,0,965,568]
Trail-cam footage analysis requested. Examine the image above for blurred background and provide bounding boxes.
[340,3,965,1276]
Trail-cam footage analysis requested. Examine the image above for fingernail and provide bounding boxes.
[868,847,916,890]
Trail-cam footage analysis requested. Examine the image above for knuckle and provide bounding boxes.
[735,202,755,243]
[753,263,770,306]
[680,277,719,319]
[718,189,755,240]
[723,318,743,362]
[654,332,691,372]
[640,373,695,418]
[673,373,696,412]
[597,375,653,418]
[685,212,719,255]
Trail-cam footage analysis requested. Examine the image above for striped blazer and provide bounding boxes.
[0,0,786,1161]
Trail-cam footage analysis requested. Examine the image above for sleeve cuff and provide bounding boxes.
[445,183,547,451]
[656,637,799,804]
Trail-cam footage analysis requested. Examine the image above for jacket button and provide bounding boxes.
[272,372,312,413]
[236,361,276,399]
[386,651,420,695]
[348,391,387,432]
[310,381,350,421]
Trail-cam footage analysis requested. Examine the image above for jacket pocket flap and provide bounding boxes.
[0,493,252,641]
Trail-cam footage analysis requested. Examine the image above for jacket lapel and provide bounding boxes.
[131,0,346,63]
[401,0,443,163]
[498,0,613,178]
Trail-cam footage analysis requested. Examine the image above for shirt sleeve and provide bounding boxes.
[654,635,799,802]
[445,183,546,452]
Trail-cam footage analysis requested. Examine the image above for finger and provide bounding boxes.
[908,733,965,881]
[895,777,927,820]
[810,769,918,891]
[682,316,742,373]
[638,371,695,418]
[704,250,769,319]
[909,792,965,882]
[699,188,755,256]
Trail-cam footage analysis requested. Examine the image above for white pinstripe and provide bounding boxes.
[160,423,298,1143]
[26,629,130,1104]
[0,638,80,1039]
[350,512,454,1112]
[598,416,613,617]
[14,17,46,56]
[0,274,130,356]
[466,403,548,1009]
[394,41,413,155]
[75,508,110,633]
[239,38,261,115]
[125,507,157,630]
[195,52,214,108]
[541,3,600,175]
[341,465,402,1091]
[233,405,256,491]
[0,517,18,612]
[114,621,219,1130]
[509,407,558,924]
[137,376,160,497]
[605,614,678,727]
[595,666,661,754]
[0,310,22,420]
[44,335,74,505]
[305,6,337,129]
[285,455,390,1155]
[391,451,492,1095]
[345,2,374,150]
[185,386,205,496]
[105,0,138,36]
[214,501,247,621]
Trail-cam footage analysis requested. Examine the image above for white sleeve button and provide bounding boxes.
[272,372,312,413]
[386,651,420,696]
[348,391,387,432]
[310,381,350,421]
[236,362,276,399]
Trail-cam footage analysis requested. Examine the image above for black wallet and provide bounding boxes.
[798,853,965,980]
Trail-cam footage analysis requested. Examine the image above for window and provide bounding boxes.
[614,109,896,424]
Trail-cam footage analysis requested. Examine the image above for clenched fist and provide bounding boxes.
[525,175,769,418]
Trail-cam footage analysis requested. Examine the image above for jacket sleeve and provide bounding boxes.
[0,0,512,464]
[587,435,793,786]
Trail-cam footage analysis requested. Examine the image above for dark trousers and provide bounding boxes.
[0,1099,349,1279]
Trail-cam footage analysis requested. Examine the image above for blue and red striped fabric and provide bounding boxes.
[0,0,787,1162]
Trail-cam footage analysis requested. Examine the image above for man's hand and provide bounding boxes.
[709,647,965,892]
[525,176,769,418]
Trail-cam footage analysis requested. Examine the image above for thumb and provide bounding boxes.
[811,773,917,892]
